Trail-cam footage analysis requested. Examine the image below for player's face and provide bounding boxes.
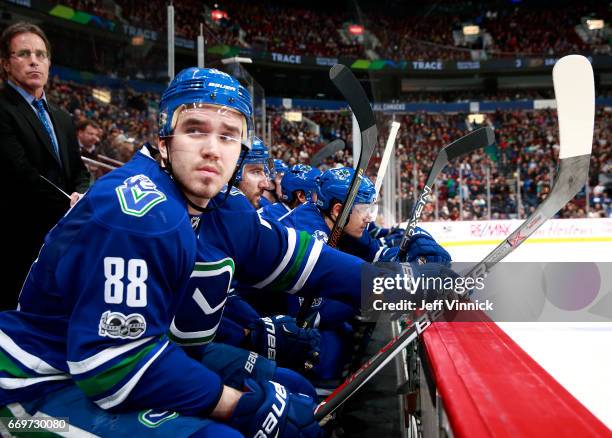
[344,203,373,238]
[160,105,244,210]
[2,32,50,98]
[239,163,268,208]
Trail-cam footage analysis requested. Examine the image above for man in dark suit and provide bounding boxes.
[0,22,90,309]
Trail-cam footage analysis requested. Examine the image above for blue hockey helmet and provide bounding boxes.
[281,164,322,203]
[273,159,289,176]
[316,167,376,213]
[236,136,270,182]
[159,67,253,148]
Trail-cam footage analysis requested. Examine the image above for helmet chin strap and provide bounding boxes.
[161,140,249,214]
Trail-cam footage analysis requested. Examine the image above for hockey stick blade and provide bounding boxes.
[310,138,346,167]
[397,126,495,260]
[329,64,376,132]
[464,55,594,279]
[316,55,595,421]
[297,65,378,327]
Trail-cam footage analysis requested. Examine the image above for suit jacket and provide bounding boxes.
[0,84,90,307]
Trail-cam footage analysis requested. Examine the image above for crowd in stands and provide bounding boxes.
[54,0,609,61]
[45,75,158,166]
[33,74,610,221]
[270,107,611,221]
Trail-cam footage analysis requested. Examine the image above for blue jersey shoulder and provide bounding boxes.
[211,186,254,212]
[259,196,271,207]
[260,202,292,221]
[281,202,329,242]
[86,152,189,235]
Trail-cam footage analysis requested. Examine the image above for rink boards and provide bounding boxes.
[412,218,612,435]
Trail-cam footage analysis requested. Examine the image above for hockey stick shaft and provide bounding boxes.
[315,54,595,421]
[39,174,70,199]
[396,126,495,261]
[374,121,400,197]
[297,65,377,327]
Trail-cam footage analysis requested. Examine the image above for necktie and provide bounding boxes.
[32,99,61,164]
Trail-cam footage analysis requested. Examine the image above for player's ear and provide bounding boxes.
[297,191,307,204]
[158,138,169,161]
[332,201,342,220]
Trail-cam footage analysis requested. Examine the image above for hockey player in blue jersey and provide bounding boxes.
[260,164,321,221]
[236,136,271,209]
[0,67,333,437]
[277,168,451,380]
[282,167,450,265]
[0,67,459,437]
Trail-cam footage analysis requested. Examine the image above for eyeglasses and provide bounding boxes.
[10,49,49,61]
[163,132,243,148]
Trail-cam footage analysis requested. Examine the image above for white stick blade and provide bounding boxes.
[375,121,401,196]
[553,55,595,159]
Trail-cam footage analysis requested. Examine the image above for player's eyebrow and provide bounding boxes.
[180,116,209,127]
[219,121,241,137]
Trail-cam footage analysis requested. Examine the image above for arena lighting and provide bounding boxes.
[211,9,228,21]
[284,111,303,122]
[92,88,111,104]
[586,19,604,30]
[468,113,485,124]
[131,35,144,46]
[348,24,364,35]
[463,25,480,36]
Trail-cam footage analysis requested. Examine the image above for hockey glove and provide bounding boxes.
[377,246,399,262]
[401,227,451,266]
[249,315,321,369]
[229,379,324,438]
[382,227,405,247]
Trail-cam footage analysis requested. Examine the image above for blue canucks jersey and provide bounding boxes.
[0,151,225,416]
[280,202,393,262]
[258,196,271,208]
[170,190,367,352]
[259,201,292,222]
[210,185,254,212]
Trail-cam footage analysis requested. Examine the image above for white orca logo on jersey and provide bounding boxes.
[99,311,146,339]
[116,174,167,217]
[138,409,179,428]
[313,230,328,243]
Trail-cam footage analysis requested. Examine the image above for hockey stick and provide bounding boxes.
[315,54,595,422]
[374,121,400,197]
[39,174,70,199]
[395,126,495,261]
[310,138,346,168]
[296,64,378,327]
